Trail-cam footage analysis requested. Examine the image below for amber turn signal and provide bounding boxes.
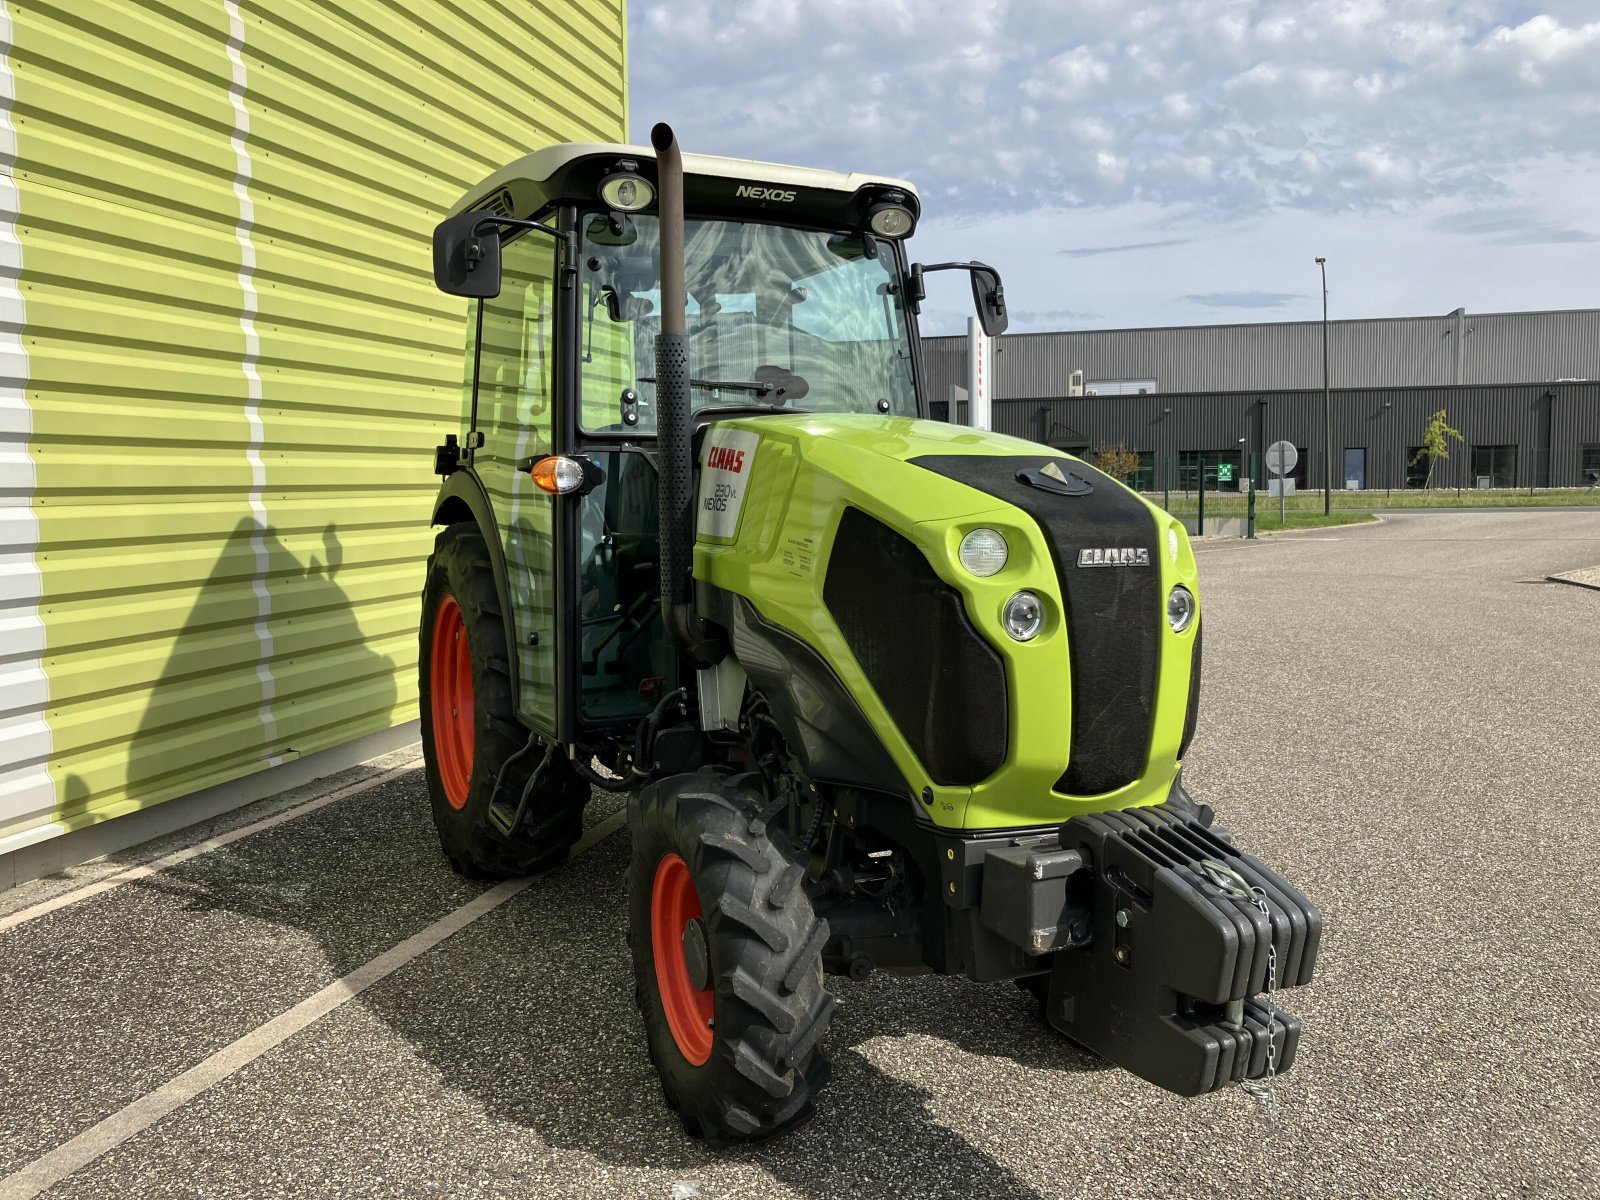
[530,455,586,494]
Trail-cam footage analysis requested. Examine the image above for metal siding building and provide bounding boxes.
[926,308,1600,398]
[926,309,1600,493]
[0,1,627,870]
[937,382,1599,493]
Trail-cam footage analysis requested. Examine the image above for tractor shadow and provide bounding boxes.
[102,580,1085,1200]
[63,519,394,843]
[126,803,1089,1197]
[347,830,1097,1199]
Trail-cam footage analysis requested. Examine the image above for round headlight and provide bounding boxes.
[1167,586,1195,633]
[958,528,1008,577]
[1003,591,1044,642]
[868,204,915,238]
[600,173,654,212]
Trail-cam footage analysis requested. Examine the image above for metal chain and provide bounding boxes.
[1198,861,1281,1125]
[1237,884,1281,1124]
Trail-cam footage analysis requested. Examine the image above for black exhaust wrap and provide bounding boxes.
[649,123,722,665]
[651,123,694,615]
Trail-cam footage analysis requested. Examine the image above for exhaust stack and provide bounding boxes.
[650,123,711,660]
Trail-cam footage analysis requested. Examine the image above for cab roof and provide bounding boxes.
[446,141,921,229]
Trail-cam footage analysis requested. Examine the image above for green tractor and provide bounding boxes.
[421,124,1320,1141]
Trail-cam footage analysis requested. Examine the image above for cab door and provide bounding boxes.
[474,229,562,733]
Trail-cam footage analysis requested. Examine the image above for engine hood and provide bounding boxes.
[691,411,1200,832]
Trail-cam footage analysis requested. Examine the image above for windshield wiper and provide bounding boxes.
[693,403,813,418]
[637,375,775,396]
[638,366,810,402]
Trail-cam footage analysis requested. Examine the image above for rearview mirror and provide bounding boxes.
[909,259,1009,337]
[969,263,1008,337]
[586,212,639,247]
[433,209,502,298]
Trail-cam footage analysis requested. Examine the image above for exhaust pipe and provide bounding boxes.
[650,123,717,662]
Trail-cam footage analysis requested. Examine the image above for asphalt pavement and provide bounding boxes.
[2,510,1598,1199]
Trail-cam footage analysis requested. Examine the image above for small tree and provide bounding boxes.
[1411,409,1464,488]
[1091,441,1140,484]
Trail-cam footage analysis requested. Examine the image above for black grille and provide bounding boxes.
[824,507,1007,786]
[913,454,1160,795]
[484,187,515,218]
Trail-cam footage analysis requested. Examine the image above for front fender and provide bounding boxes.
[431,468,517,691]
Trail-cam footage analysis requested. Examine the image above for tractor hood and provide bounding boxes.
[691,413,1202,831]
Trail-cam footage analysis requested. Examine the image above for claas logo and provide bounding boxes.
[707,445,746,472]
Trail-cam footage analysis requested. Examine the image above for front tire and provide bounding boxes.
[419,523,588,877]
[629,769,833,1142]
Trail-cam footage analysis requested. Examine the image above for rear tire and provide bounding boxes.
[419,523,588,877]
[629,768,833,1142]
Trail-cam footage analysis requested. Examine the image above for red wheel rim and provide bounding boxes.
[429,595,474,811]
[652,853,714,1065]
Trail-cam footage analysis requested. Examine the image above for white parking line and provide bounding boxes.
[0,758,423,936]
[0,806,627,1200]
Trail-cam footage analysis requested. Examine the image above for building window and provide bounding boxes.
[1581,444,1600,485]
[1179,450,1246,491]
[1343,448,1367,490]
[1470,444,1516,489]
[1131,450,1155,492]
[1406,446,1433,488]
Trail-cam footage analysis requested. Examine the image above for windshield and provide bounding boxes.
[579,213,916,435]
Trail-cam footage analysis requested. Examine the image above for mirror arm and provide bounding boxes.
[910,259,1007,335]
[470,215,579,290]
[906,263,926,306]
[471,213,562,240]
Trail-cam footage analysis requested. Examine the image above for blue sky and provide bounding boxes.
[626,1,1600,334]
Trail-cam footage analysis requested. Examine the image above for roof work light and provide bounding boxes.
[600,161,654,212]
[867,190,916,238]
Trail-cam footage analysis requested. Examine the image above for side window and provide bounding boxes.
[476,232,559,730]
[579,274,646,433]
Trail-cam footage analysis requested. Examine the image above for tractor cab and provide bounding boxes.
[429,137,1002,761]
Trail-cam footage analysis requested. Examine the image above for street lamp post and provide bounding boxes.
[1315,256,1331,515]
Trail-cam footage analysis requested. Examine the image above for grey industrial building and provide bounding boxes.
[924,307,1600,493]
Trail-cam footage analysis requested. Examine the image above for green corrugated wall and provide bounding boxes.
[0,0,627,856]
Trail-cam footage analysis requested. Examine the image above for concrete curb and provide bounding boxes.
[1546,569,1600,592]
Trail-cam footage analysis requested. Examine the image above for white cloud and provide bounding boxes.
[1021,46,1112,102]
[628,1,1600,329]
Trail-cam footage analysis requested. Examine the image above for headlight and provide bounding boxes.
[958,528,1008,576]
[1167,586,1195,633]
[600,172,654,212]
[1003,591,1044,641]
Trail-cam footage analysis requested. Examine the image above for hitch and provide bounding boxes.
[1045,801,1321,1095]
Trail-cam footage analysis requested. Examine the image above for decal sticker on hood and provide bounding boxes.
[697,428,760,540]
